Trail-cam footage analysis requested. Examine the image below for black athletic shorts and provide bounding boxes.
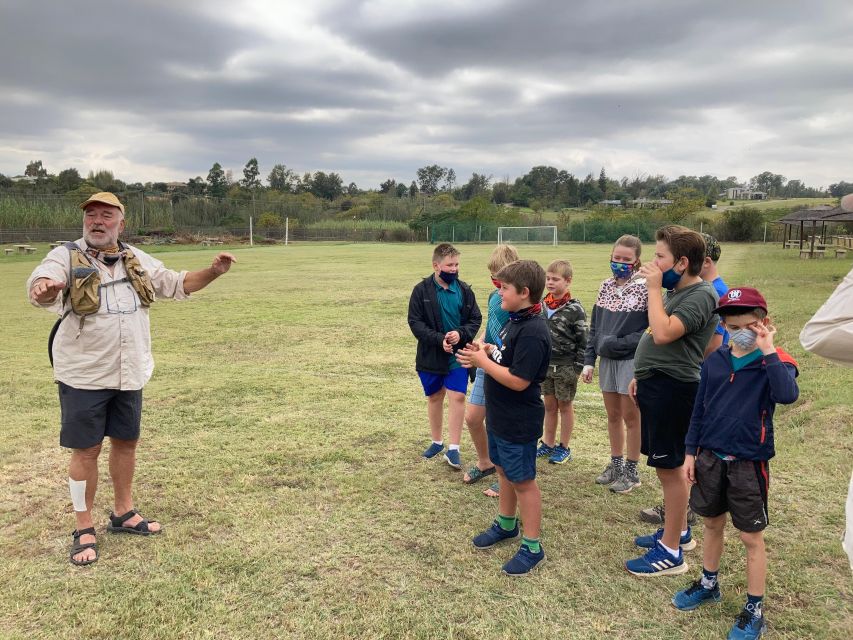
[637,372,699,469]
[58,382,143,449]
[690,449,770,533]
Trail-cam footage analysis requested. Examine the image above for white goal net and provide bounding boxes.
[497,226,558,245]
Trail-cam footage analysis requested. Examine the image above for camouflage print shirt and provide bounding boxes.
[541,298,588,372]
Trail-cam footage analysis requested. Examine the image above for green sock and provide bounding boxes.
[497,514,517,531]
[522,537,541,553]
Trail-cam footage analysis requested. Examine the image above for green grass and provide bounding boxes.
[1,242,851,639]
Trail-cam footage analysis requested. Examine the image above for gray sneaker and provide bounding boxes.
[609,469,641,494]
[639,504,698,526]
[595,462,620,485]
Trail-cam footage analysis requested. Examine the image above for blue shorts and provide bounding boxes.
[418,367,469,396]
[488,431,537,483]
[468,368,486,406]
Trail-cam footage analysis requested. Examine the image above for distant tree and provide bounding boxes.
[443,168,456,192]
[186,176,206,195]
[598,167,608,195]
[310,171,344,200]
[57,168,82,192]
[242,157,261,190]
[267,163,296,192]
[395,182,408,198]
[461,173,491,200]
[152,182,168,193]
[750,171,786,196]
[829,181,853,197]
[409,181,419,198]
[87,169,123,192]
[0,173,12,189]
[347,182,359,196]
[379,179,396,194]
[257,212,283,228]
[207,163,228,199]
[492,181,510,204]
[416,165,447,195]
[25,160,48,178]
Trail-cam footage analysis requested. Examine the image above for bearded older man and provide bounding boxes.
[27,192,236,566]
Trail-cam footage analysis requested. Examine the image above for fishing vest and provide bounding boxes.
[63,241,156,315]
[48,242,156,366]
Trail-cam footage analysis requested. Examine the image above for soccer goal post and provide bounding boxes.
[497,226,558,246]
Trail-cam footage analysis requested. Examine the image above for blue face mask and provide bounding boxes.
[610,261,633,279]
[439,270,458,284]
[661,267,683,290]
[730,328,757,350]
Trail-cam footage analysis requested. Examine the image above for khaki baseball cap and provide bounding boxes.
[79,191,125,215]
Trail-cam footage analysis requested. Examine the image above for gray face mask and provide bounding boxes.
[730,328,757,350]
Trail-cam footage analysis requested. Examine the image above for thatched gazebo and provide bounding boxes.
[776,205,853,256]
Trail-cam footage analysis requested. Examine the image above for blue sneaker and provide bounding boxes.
[548,445,572,464]
[502,544,545,576]
[634,526,697,552]
[472,520,519,549]
[422,442,444,459]
[535,441,555,459]
[443,449,462,469]
[625,541,688,576]
[672,579,722,611]
[728,609,766,639]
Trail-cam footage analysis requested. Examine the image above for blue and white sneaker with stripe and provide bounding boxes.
[625,541,688,576]
[635,526,697,551]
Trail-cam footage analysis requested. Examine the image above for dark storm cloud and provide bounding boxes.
[0,0,851,185]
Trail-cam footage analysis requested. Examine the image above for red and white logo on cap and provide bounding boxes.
[727,289,742,301]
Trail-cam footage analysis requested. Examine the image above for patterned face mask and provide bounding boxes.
[610,261,633,279]
[730,328,757,350]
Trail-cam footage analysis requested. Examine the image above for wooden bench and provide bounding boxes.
[25,246,37,254]
[835,248,848,259]
[4,248,13,256]
[800,249,826,259]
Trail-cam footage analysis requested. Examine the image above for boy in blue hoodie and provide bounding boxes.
[671,287,799,640]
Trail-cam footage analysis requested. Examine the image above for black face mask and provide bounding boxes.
[439,270,459,284]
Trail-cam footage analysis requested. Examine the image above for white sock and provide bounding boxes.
[433,440,443,446]
[681,529,689,537]
[449,444,460,451]
[659,541,680,559]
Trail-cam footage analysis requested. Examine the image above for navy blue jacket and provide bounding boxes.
[685,345,799,461]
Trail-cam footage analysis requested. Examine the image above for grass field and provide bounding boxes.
[1,241,851,640]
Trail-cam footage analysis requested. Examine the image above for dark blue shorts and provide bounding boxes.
[417,367,469,396]
[488,431,537,483]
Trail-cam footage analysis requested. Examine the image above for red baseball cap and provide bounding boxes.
[714,287,767,314]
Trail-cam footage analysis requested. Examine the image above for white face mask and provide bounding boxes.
[730,328,757,350]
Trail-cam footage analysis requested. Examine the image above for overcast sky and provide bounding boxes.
[1,0,851,189]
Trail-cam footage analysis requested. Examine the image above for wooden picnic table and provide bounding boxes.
[14,244,29,254]
[800,249,826,259]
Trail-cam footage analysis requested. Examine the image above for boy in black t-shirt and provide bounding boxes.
[457,260,551,576]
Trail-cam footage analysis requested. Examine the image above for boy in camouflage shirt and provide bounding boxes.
[538,259,588,464]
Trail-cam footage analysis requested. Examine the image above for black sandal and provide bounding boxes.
[106,509,162,536]
[69,527,98,566]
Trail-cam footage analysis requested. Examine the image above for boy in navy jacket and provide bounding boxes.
[671,287,799,640]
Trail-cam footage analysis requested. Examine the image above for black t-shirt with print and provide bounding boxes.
[485,314,552,443]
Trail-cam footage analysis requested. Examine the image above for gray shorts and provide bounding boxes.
[599,357,635,395]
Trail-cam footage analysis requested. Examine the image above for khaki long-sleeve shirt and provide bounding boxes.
[27,239,189,390]
[800,265,853,366]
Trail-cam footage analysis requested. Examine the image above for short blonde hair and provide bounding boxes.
[546,259,572,281]
[487,244,519,274]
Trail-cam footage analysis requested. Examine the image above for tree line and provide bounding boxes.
[4,159,849,207]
